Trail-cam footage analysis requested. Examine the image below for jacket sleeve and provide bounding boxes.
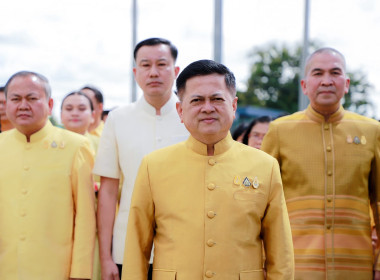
[261,158,294,279]
[70,139,96,278]
[261,122,280,163]
[370,124,380,271]
[122,156,155,280]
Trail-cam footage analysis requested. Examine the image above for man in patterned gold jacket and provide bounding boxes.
[122,59,294,280]
[262,47,380,280]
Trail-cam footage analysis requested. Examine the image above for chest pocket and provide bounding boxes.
[234,190,265,202]
[153,269,176,280]
[240,270,264,280]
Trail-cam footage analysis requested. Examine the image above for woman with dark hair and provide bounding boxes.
[232,122,248,142]
[242,116,271,149]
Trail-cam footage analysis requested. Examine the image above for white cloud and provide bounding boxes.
[0,0,379,120]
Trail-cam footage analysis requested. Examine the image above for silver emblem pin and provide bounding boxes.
[243,177,251,187]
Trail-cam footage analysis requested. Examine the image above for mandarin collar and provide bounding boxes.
[186,132,234,156]
[137,93,178,116]
[305,105,345,124]
[13,120,52,143]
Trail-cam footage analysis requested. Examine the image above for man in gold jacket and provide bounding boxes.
[122,60,294,280]
[0,71,96,280]
[262,48,380,280]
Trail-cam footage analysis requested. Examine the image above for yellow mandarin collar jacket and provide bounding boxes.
[0,121,96,279]
[122,133,294,280]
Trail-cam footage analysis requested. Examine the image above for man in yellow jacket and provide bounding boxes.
[122,60,294,280]
[262,48,380,280]
[0,71,96,280]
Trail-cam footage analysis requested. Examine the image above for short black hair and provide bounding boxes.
[80,85,104,104]
[0,86,5,92]
[133,37,178,62]
[4,71,51,99]
[176,59,236,100]
[242,116,272,145]
[61,91,94,111]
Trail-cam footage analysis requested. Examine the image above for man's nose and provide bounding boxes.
[149,65,159,77]
[19,99,29,109]
[201,100,215,112]
[321,74,333,86]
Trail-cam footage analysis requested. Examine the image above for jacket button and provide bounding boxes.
[207,183,216,190]
[207,239,215,247]
[207,211,216,218]
[326,146,332,152]
[208,159,216,166]
[327,170,332,176]
[205,271,214,278]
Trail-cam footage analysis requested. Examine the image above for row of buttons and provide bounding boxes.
[205,270,215,278]
[324,126,333,233]
[206,158,216,278]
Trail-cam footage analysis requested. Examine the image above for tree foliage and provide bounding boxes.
[237,42,375,117]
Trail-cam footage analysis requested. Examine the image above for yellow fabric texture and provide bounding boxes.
[122,134,294,280]
[262,105,380,280]
[89,120,104,137]
[85,131,101,280]
[0,122,96,279]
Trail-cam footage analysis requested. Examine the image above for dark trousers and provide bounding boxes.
[117,263,153,280]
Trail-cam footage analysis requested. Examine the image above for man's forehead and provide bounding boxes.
[9,75,43,88]
[8,91,40,97]
[7,79,45,98]
[307,53,345,72]
[136,44,172,61]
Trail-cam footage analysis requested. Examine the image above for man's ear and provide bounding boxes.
[48,98,54,115]
[300,79,308,96]
[176,102,183,123]
[344,77,350,94]
[232,96,238,120]
[174,66,180,78]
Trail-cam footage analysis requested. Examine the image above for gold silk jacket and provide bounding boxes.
[262,105,380,280]
[122,134,294,280]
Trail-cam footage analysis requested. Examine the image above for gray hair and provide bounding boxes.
[4,71,51,100]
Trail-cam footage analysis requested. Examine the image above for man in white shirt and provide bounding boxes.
[93,38,188,280]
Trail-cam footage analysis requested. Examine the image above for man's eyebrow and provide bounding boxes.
[189,94,204,98]
[311,67,343,73]
[139,59,150,63]
[310,68,323,72]
[330,67,343,72]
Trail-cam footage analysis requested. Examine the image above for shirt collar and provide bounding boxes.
[186,132,234,156]
[137,93,178,116]
[14,120,52,143]
[306,105,345,123]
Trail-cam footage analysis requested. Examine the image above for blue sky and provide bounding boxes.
[1,0,379,119]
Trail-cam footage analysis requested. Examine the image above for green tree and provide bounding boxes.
[237,42,375,117]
